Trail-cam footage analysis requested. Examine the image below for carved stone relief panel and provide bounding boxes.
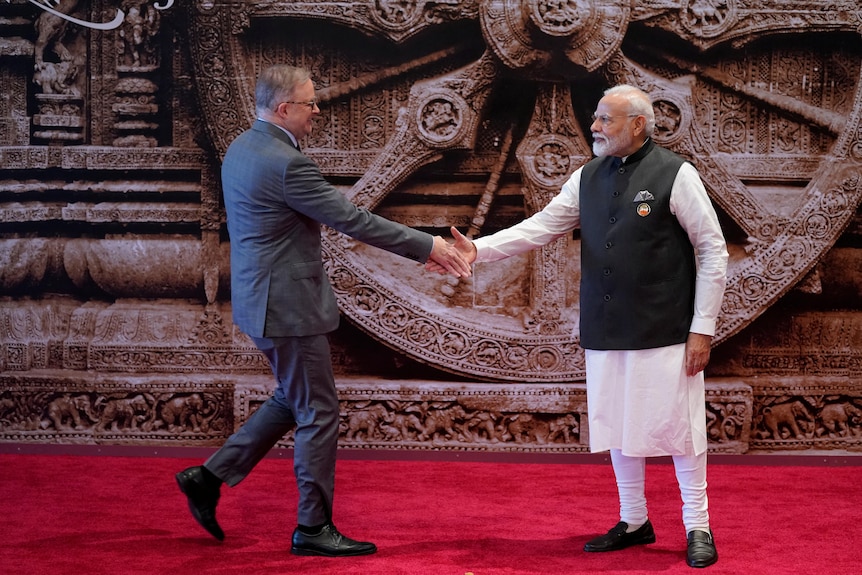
[751,378,862,452]
[0,373,233,446]
[0,1,860,455]
[703,379,752,454]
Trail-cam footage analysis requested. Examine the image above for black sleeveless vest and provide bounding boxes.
[578,139,695,350]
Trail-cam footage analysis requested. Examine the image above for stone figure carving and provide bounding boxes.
[420,99,459,140]
[547,413,579,444]
[378,412,424,441]
[505,413,536,443]
[684,0,730,30]
[33,0,80,67]
[375,0,412,25]
[43,393,97,431]
[94,393,154,432]
[34,390,218,435]
[33,60,79,95]
[118,1,160,68]
[817,402,862,438]
[333,399,583,448]
[158,393,207,433]
[760,400,815,441]
[32,0,83,97]
[505,413,559,444]
[464,411,501,443]
[418,404,467,442]
[344,403,391,440]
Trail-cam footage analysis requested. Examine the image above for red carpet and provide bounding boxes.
[0,452,859,575]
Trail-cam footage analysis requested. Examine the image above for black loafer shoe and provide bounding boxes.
[686,529,718,568]
[291,524,377,557]
[175,466,224,541]
[584,520,656,552]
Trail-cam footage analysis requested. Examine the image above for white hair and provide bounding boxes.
[604,84,656,136]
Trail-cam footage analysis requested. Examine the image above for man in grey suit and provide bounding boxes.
[176,65,471,556]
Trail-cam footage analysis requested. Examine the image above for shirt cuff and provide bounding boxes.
[689,316,716,337]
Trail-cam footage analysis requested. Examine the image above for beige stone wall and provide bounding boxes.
[0,1,860,455]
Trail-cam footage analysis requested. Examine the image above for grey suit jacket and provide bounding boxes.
[221,120,433,337]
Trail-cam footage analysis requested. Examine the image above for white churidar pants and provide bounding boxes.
[611,449,710,534]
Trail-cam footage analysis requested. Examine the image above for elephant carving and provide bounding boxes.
[418,405,466,441]
[95,394,153,432]
[505,413,552,444]
[378,412,423,441]
[817,402,862,438]
[158,393,207,433]
[43,394,97,431]
[547,413,579,444]
[464,411,501,443]
[344,404,391,440]
[761,401,814,440]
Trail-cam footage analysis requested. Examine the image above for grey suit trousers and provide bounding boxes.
[204,333,338,526]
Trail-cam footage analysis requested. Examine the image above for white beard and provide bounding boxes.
[592,138,609,157]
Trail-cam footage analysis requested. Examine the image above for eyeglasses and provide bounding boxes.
[591,113,640,126]
[284,99,319,110]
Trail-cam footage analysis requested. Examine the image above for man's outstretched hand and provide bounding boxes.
[426,227,477,276]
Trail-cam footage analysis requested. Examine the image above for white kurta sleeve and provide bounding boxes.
[473,167,583,262]
[669,162,729,337]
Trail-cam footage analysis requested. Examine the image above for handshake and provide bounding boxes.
[426,226,477,278]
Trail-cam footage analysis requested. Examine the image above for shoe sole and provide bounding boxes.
[290,546,377,557]
[584,534,656,552]
[687,550,718,568]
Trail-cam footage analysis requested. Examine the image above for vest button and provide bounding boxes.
[605,242,612,249]
[613,191,620,197]
[609,217,616,224]
[603,294,612,302]
[603,268,611,276]
[618,167,625,174]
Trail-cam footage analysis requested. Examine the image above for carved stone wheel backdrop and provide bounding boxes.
[188,1,862,382]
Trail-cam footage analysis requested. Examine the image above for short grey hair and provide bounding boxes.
[604,84,655,136]
[255,65,312,115]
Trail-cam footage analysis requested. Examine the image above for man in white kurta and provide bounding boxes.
[439,85,728,569]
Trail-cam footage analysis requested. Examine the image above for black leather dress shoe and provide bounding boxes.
[686,529,718,568]
[290,524,377,557]
[175,466,224,541]
[583,520,656,552]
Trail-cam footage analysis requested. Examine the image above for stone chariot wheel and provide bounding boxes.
[188,1,862,382]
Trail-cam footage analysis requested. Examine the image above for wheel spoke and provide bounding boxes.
[346,52,500,210]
